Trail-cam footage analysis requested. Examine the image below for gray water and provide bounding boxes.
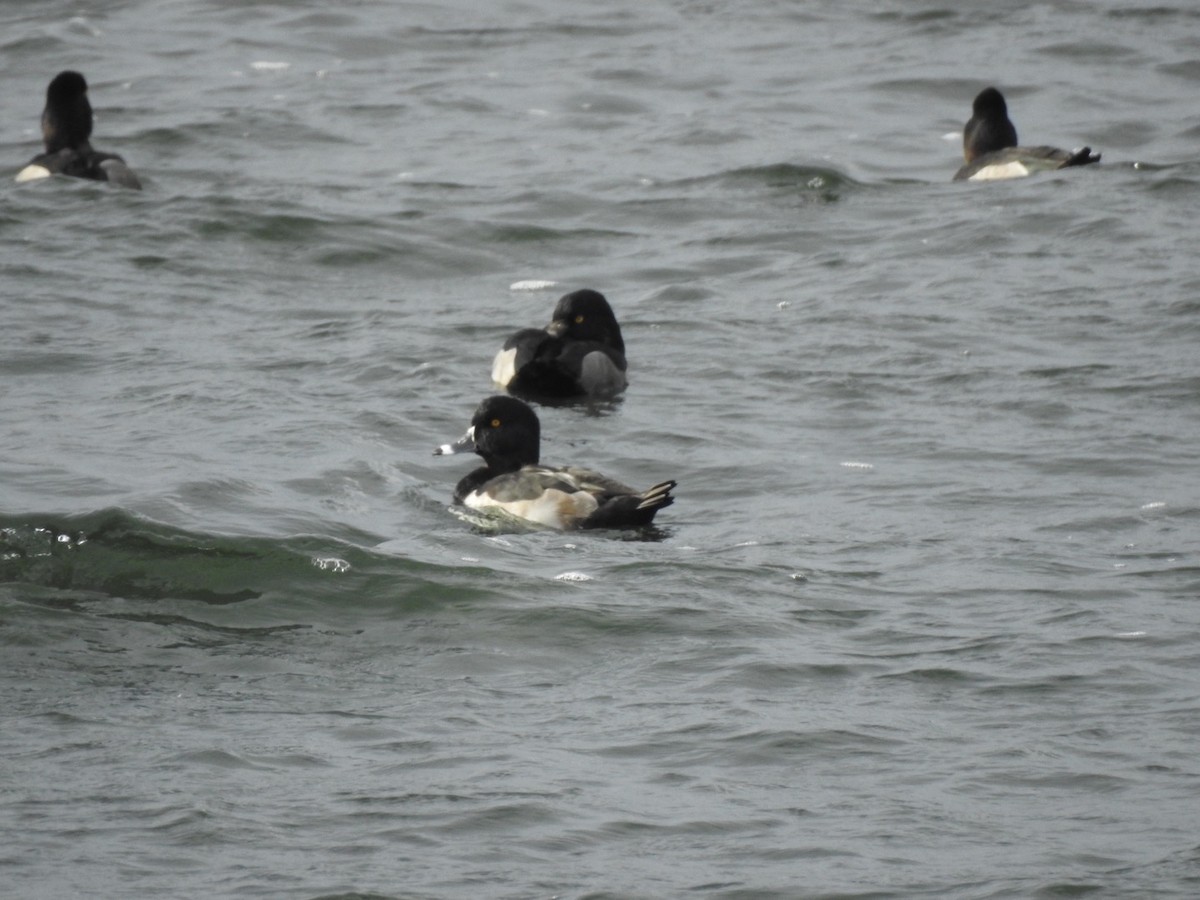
[3,0,1200,897]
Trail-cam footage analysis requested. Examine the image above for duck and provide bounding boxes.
[434,395,675,530]
[492,289,628,401]
[953,87,1099,182]
[15,71,142,190]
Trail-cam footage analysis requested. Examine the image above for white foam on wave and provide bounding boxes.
[510,280,558,291]
[555,571,593,582]
[841,461,874,470]
[251,61,291,72]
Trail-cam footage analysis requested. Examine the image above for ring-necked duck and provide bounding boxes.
[492,289,628,401]
[434,395,675,530]
[15,71,142,190]
[953,87,1099,182]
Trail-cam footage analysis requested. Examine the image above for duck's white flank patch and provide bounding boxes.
[15,164,51,183]
[969,161,1030,181]
[492,347,518,387]
[509,280,558,291]
[465,487,598,529]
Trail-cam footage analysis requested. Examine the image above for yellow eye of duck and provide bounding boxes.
[574,314,584,324]
[491,418,501,428]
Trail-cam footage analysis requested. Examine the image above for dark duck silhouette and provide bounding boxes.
[435,395,675,530]
[16,71,141,189]
[953,87,1099,182]
[492,289,628,401]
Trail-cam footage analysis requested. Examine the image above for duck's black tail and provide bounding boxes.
[636,480,676,513]
[1060,147,1101,169]
[584,480,676,529]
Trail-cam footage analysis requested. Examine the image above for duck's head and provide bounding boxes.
[964,86,1018,162]
[436,395,541,472]
[42,70,94,153]
[545,289,625,353]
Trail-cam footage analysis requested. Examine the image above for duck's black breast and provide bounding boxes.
[498,335,627,400]
[492,328,552,389]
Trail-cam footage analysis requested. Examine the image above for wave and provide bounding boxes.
[0,507,480,611]
[661,162,860,201]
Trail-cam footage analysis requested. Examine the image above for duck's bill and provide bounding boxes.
[434,428,475,456]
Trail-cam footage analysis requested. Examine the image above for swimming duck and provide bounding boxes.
[434,395,675,530]
[15,71,142,189]
[953,87,1099,182]
[492,289,628,401]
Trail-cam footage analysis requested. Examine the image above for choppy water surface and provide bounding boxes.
[3,1,1199,897]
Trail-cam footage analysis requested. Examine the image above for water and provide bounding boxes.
[3,0,1200,897]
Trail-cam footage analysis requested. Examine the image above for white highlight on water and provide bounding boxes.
[555,571,592,582]
[510,280,558,291]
